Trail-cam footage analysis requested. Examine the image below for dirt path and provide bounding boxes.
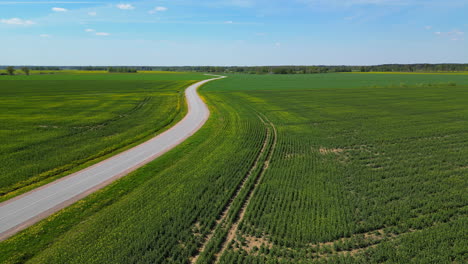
[190,114,272,263]
[191,113,277,264]
[213,114,277,263]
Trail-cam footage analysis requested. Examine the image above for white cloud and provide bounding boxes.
[88,11,97,16]
[255,32,267,36]
[116,3,134,10]
[0,18,35,26]
[39,34,51,38]
[225,0,254,8]
[299,0,433,8]
[52,7,68,12]
[434,30,465,41]
[149,6,168,14]
[435,30,464,36]
[344,15,360,20]
[85,28,95,32]
[225,20,234,24]
[452,30,464,35]
[95,32,110,36]
[275,42,281,47]
[425,25,432,30]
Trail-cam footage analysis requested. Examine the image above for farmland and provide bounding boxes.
[203,73,468,263]
[1,72,467,263]
[0,72,209,199]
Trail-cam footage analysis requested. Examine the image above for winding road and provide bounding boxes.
[0,75,225,241]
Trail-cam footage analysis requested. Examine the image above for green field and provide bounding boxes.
[0,72,209,199]
[204,74,468,263]
[1,72,467,264]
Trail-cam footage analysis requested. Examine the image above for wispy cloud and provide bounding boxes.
[300,0,429,7]
[52,7,68,12]
[149,6,168,14]
[85,28,95,32]
[88,11,97,16]
[39,34,51,37]
[95,32,110,36]
[344,14,361,20]
[116,3,135,10]
[434,29,464,41]
[0,18,35,25]
[227,0,254,7]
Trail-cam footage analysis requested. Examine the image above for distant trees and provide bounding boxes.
[149,64,468,74]
[21,67,30,75]
[31,66,61,71]
[6,66,15,75]
[108,67,138,73]
[2,64,466,76]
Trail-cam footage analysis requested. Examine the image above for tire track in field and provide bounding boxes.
[190,115,271,264]
[213,114,277,263]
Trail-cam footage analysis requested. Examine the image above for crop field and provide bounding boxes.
[202,73,468,263]
[0,72,209,199]
[1,73,467,264]
[0,71,208,81]
[0,80,269,263]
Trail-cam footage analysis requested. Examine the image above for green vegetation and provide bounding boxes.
[4,63,467,76]
[6,66,15,76]
[205,72,468,91]
[1,72,467,264]
[155,64,468,74]
[21,67,30,76]
[0,72,208,199]
[0,81,268,264]
[108,67,138,73]
[0,71,207,81]
[202,74,468,263]
[105,64,467,74]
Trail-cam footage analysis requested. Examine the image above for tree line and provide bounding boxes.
[157,64,468,74]
[2,64,467,75]
[0,66,30,76]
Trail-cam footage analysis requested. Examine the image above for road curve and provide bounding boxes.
[0,75,225,241]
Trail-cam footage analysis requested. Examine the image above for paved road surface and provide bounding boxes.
[0,76,225,241]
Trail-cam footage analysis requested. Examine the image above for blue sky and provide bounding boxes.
[0,0,467,66]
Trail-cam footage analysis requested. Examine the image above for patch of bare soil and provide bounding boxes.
[319,147,344,155]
